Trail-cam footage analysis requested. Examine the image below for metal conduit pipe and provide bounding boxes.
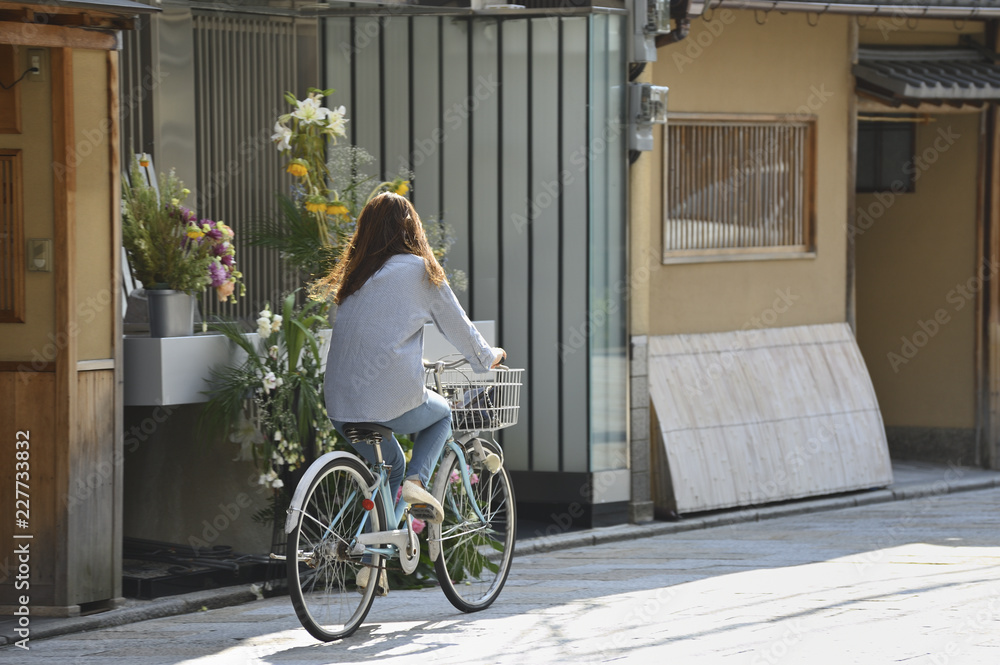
[694,1,1000,20]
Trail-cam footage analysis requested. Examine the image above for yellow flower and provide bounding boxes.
[305,197,326,213]
[392,180,409,196]
[326,201,349,216]
[287,160,308,178]
[187,227,204,240]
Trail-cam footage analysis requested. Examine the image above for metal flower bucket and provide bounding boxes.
[146,289,195,337]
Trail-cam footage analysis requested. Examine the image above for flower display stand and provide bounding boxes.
[123,330,331,406]
[122,321,494,406]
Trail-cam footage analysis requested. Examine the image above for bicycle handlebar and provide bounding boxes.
[422,358,509,371]
[422,357,468,371]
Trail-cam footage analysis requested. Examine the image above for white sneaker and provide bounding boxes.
[355,565,388,596]
[401,480,444,524]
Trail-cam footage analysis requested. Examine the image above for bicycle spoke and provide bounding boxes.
[287,458,383,641]
[433,441,516,612]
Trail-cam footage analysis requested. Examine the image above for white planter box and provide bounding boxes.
[123,321,494,406]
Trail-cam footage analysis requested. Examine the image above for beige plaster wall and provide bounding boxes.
[0,46,54,362]
[643,11,852,336]
[72,49,114,361]
[0,48,114,363]
[854,112,980,429]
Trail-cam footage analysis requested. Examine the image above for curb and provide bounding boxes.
[4,472,1000,646]
[513,472,1000,556]
[1,585,262,646]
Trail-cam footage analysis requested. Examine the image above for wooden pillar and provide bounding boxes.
[108,48,124,602]
[846,18,858,332]
[50,47,77,612]
[987,103,1000,470]
[985,21,1000,470]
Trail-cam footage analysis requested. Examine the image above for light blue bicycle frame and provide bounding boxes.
[325,431,489,562]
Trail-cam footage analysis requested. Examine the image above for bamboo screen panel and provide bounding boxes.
[0,149,23,323]
[663,115,816,262]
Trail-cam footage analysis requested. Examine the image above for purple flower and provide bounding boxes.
[204,221,223,241]
[220,253,235,267]
[208,260,227,287]
[168,205,196,224]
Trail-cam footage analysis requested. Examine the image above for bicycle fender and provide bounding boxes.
[284,451,369,534]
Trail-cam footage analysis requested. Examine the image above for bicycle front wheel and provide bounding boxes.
[287,456,385,641]
[431,438,516,612]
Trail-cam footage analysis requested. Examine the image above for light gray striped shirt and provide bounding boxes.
[324,253,498,423]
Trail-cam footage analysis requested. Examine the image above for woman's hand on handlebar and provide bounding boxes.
[491,347,507,369]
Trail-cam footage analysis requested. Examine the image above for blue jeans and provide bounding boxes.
[331,391,452,503]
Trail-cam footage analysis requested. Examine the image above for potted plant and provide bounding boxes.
[122,156,245,336]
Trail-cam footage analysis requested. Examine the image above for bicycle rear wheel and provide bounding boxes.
[431,439,516,612]
[287,456,386,641]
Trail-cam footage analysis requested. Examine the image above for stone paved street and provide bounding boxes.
[4,487,1000,664]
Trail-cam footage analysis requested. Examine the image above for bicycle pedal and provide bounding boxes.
[409,503,443,523]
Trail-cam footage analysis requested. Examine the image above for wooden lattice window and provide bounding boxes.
[663,114,816,263]
[0,149,24,323]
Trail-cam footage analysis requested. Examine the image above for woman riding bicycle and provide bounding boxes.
[312,191,505,532]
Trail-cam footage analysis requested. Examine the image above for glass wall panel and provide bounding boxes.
[589,14,628,472]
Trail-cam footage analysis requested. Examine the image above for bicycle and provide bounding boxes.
[276,357,523,641]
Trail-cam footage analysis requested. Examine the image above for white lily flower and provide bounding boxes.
[262,371,279,393]
[256,316,272,339]
[271,121,292,152]
[326,106,348,138]
[271,314,283,332]
[292,96,331,126]
[229,412,264,462]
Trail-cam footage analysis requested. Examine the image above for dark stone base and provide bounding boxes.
[509,469,631,530]
[885,426,978,467]
[516,501,630,538]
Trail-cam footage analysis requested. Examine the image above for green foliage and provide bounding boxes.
[122,159,207,293]
[247,194,345,282]
[201,289,346,505]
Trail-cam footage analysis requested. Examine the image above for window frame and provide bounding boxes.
[661,112,818,265]
[855,116,917,194]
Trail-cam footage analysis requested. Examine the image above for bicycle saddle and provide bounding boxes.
[342,423,394,445]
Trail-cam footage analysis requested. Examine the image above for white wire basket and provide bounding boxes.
[426,367,524,432]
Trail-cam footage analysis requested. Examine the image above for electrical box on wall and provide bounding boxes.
[628,83,669,151]
[27,238,52,272]
[628,0,671,63]
[27,49,46,83]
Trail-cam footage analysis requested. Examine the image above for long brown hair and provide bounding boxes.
[310,192,446,304]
